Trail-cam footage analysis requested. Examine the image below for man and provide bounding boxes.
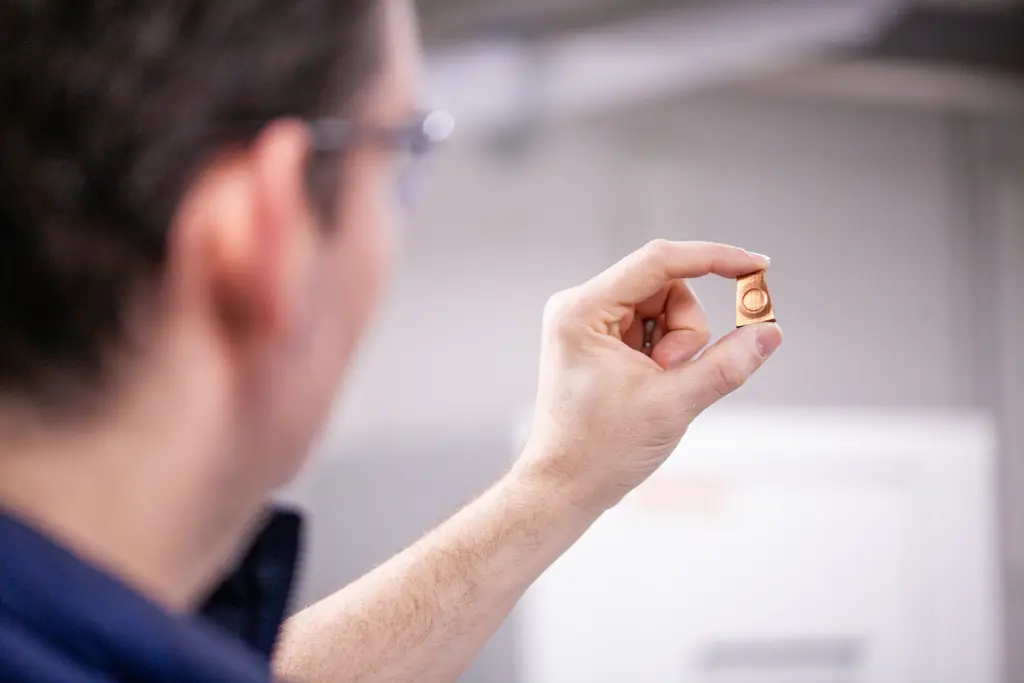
[0,1,782,682]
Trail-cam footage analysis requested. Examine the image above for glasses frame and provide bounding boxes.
[307,109,453,208]
[308,109,454,157]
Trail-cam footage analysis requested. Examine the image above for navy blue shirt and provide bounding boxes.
[0,510,302,683]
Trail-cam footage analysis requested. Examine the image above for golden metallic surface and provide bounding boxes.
[736,271,776,327]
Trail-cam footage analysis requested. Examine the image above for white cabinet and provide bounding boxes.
[518,409,1001,683]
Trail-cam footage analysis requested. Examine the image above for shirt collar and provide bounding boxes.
[0,510,290,683]
[200,509,303,658]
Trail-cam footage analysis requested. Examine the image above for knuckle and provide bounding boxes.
[641,238,673,264]
[543,288,573,321]
[543,288,585,335]
[710,358,748,398]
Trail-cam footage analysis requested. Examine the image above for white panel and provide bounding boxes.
[518,409,1002,683]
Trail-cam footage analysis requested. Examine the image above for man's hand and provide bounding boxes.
[522,240,783,511]
[273,240,782,683]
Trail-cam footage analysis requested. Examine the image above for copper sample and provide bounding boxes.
[736,271,776,327]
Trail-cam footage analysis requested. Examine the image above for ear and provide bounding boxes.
[168,119,318,354]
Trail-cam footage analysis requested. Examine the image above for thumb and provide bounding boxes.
[671,322,783,413]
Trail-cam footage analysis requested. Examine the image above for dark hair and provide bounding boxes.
[0,1,382,409]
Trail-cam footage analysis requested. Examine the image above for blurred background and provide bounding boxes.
[282,0,1024,681]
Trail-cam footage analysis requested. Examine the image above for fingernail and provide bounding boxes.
[754,324,782,359]
[748,251,771,263]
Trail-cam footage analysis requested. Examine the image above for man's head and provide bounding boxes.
[0,1,421,489]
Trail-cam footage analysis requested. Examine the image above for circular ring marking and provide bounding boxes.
[740,287,770,317]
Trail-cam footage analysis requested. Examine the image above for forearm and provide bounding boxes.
[271,460,599,683]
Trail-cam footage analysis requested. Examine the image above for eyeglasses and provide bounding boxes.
[308,109,454,208]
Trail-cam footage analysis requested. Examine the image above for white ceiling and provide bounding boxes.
[421,0,1024,132]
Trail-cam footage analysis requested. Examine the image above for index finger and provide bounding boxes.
[583,240,770,308]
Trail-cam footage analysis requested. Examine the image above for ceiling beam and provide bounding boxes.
[419,0,694,46]
[424,0,901,135]
[751,58,1024,115]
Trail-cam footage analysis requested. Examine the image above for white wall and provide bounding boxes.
[318,89,965,445]
[286,90,1023,682]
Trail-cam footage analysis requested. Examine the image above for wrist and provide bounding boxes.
[508,443,610,523]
